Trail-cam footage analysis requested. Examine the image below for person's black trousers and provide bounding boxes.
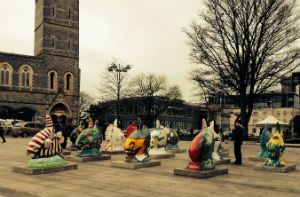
[234,142,242,164]
[0,132,6,143]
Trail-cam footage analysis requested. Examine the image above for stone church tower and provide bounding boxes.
[0,0,80,125]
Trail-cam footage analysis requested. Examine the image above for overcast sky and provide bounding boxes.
[0,0,205,102]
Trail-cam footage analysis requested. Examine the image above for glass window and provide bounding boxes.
[21,66,31,87]
[0,64,11,86]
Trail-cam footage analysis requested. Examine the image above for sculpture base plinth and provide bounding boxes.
[111,160,161,169]
[150,153,175,159]
[102,150,125,154]
[62,151,71,155]
[12,164,77,175]
[220,152,229,157]
[166,149,186,153]
[248,156,266,162]
[66,155,111,162]
[214,159,231,165]
[65,147,77,151]
[253,164,296,173]
[174,168,228,178]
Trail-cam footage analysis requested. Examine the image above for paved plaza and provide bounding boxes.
[0,136,299,197]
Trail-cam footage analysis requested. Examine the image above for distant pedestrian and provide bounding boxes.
[232,120,243,165]
[0,121,6,143]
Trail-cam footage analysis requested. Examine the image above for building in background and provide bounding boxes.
[209,72,300,138]
[90,97,207,133]
[0,0,80,125]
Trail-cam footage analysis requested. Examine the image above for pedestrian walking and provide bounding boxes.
[0,121,6,143]
[232,120,243,165]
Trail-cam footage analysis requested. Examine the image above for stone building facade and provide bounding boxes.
[0,0,80,125]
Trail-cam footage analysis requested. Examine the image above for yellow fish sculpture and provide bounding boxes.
[264,122,288,167]
[124,121,151,163]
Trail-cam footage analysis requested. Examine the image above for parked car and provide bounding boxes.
[0,119,13,135]
[11,122,44,137]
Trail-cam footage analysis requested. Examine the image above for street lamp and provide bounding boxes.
[107,63,131,127]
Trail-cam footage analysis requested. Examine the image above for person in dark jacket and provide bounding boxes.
[232,120,243,165]
[0,121,6,143]
[54,117,67,149]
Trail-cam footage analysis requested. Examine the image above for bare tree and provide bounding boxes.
[130,73,182,128]
[185,0,300,138]
[79,91,95,119]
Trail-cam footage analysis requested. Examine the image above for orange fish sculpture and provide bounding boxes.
[124,122,151,163]
[187,119,215,171]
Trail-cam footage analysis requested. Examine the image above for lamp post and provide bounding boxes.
[107,63,131,127]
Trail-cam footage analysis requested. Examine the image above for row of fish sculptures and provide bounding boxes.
[256,122,288,167]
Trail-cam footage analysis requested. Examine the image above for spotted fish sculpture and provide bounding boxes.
[126,120,137,138]
[70,121,84,147]
[256,123,271,158]
[26,115,66,168]
[75,120,103,157]
[103,119,125,151]
[124,123,151,163]
[210,121,223,161]
[149,120,168,155]
[264,122,288,167]
[187,119,215,171]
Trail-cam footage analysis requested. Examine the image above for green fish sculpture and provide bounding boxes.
[256,123,271,158]
[75,120,102,157]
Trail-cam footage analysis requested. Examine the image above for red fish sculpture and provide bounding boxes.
[187,119,215,171]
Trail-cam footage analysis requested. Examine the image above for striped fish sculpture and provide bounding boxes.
[70,121,84,146]
[124,125,151,162]
[264,122,288,167]
[26,115,66,168]
[256,123,271,158]
[187,119,215,171]
[75,120,102,157]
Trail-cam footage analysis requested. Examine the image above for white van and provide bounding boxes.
[0,119,12,135]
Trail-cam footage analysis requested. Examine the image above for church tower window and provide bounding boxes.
[64,72,74,94]
[48,70,58,92]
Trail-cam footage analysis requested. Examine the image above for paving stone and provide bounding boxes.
[66,155,111,162]
[150,153,175,159]
[12,164,78,175]
[111,160,161,169]
[214,159,231,165]
[174,168,228,178]
[248,156,266,162]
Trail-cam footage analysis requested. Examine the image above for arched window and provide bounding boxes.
[0,62,13,86]
[19,65,33,88]
[64,72,74,93]
[48,70,58,91]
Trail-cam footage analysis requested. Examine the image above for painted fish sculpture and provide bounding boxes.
[104,119,126,151]
[165,127,180,150]
[210,121,223,161]
[26,115,66,168]
[187,119,215,171]
[264,122,288,167]
[75,120,103,157]
[126,120,137,138]
[149,120,168,155]
[70,121,84,147]
[256,123,271,158]
[124,124,151,163]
